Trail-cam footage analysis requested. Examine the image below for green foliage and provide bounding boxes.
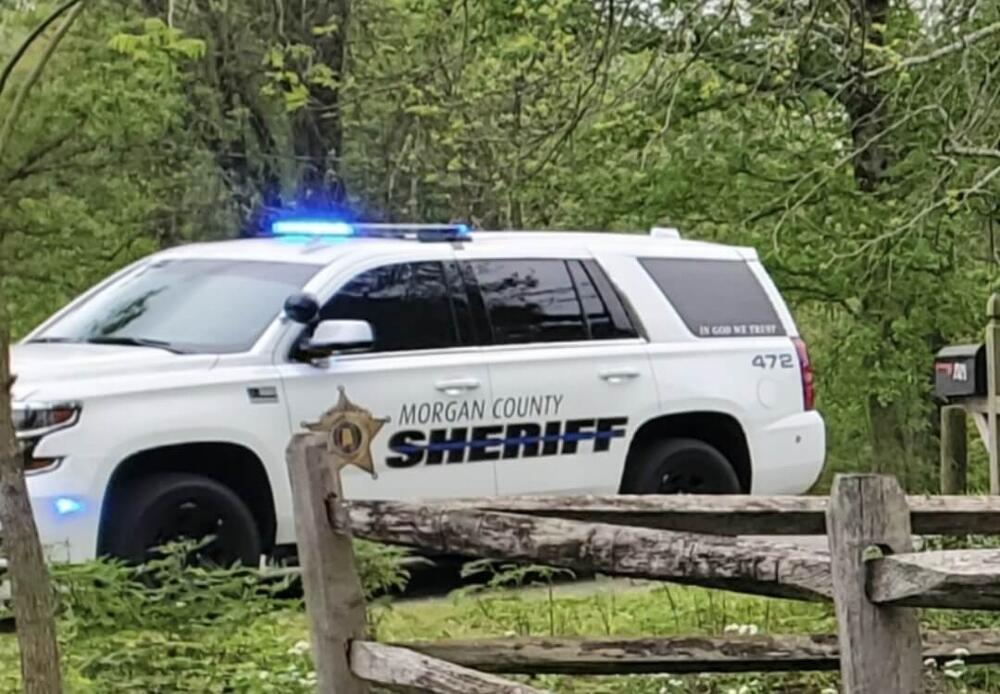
[0,540,409,692]
[4,0,1000,486]
[0,3,230,336]
[2,549,999,691]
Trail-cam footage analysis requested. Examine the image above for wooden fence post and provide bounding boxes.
[287,432,369,694]
[987,293,1000,494]
[940,405,967,495]
[826,475,922,693]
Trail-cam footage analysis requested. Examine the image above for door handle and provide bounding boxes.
[434,377,481,396]
[599,368,641,384]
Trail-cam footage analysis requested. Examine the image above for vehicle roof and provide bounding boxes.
[155,230,756,265]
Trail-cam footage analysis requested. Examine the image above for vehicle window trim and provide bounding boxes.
[566,260,594,341]
[293,335,646,365]
[582,259,644,340]
[458,260,494,345]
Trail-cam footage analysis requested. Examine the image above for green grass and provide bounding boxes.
[0,568,993,692]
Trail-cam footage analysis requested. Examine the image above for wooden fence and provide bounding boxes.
[287,424,1000,693]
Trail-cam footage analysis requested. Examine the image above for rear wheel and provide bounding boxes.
[623,438,741,494]
[103,472,261,567]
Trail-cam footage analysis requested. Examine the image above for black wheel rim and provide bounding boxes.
[657,470,707,494]
[147,498,234,567]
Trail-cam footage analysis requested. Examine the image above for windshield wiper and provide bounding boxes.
[27,337,78,344]
[83,336,186,354]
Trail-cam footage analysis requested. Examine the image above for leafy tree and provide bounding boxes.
[1,3,86,690]
[9,0,1000,501]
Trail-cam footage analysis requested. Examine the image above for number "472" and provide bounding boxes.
[752,354,795,369]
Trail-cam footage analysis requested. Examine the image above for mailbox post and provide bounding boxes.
[933,294,1000,495]
[988,295,1000,494]
[933,344,983,494]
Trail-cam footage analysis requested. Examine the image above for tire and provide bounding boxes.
[103,472,261,567]
[622,438,742,494]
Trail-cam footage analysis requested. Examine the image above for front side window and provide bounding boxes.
[640,258,785,338]
[33,259,320,354]
[320,261,459,352]
[466,259,587,345]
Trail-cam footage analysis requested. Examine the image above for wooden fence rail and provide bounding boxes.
[287,402,1000,693]
[356,493,1000,535]
[391,630,1000,675]
[346,500,832,601]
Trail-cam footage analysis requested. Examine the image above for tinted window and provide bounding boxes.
[468,259,587,344]
[569,261,638,340]
[640,258,785,338]
[320,262,459,352]
[35,259,319,354]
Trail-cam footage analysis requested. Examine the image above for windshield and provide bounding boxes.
[33,258,321,354]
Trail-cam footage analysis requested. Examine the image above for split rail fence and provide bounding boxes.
[288,429,1000,693]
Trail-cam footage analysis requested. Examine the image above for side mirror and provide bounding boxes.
[304,320,374,357]
[284,293,320,324]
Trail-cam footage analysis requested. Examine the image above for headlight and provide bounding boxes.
[12,401,82,439]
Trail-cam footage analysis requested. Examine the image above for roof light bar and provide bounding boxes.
[270,219,472,242]
[272,220,354,236]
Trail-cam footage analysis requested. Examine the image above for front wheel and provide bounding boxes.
[103,472,261,567]
[622,438,741,494]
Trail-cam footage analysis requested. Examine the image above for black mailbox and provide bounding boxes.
[934,344,987,399]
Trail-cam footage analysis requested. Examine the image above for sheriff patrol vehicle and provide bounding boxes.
[8,221,825,567]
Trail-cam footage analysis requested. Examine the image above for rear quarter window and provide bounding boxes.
[639,258,785,338]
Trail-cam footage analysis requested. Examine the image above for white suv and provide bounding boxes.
[9,222,825,566]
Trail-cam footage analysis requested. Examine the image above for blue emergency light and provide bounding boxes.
[271,220,354,236]
[54,497,84,516]
[269,218,471,242]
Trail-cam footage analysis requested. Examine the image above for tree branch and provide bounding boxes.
[0,1,87,166]
[947,145,1000,160]
[0,0,83,101]
[864,22,1000,80]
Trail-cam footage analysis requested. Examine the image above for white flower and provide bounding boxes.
[923,657,937,668]
[944,668,965,680]
[723,623,760,636]
[952,647,970,658]
[286,640,311,656]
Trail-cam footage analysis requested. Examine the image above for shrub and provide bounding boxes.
[0,540,409,692]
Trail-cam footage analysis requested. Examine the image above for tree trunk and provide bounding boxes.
[868,395,908,478]
[291,0,350,207]
[840,0,920,480]
[0,325,62,693]
[0,1,88,689]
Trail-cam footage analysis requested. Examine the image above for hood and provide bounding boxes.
[10,343,219,401]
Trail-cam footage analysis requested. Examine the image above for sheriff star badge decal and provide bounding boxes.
[303,386,388,478]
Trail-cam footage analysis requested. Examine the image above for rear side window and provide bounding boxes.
[467,259,587,344]
[640,258,785,338]
[320,261,460,352]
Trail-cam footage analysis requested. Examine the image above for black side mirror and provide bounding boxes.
[284,293,320,324]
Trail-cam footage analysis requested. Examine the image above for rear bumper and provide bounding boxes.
[750,410,826,495]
